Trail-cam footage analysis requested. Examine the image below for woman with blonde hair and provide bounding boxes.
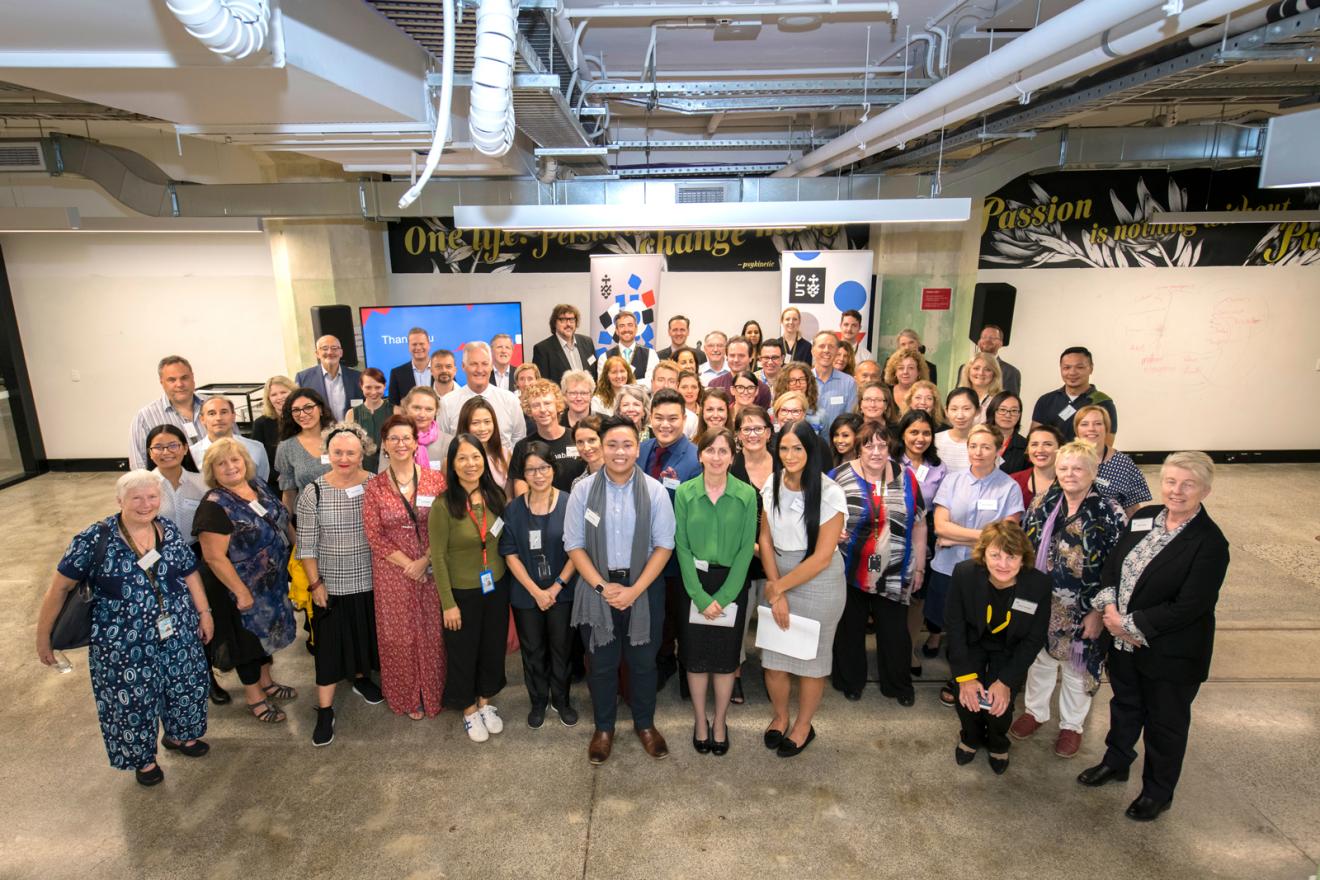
[1073,405,1151,518]
[904,380,947,425]
[884,348,931,411]
[591,354,635,415]
[958,353,1004,424]
[252,375,295,491]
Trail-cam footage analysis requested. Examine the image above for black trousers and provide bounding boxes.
[512,602,573,710]
[235,653,273,686]
[956,689,1019,753]
[441,578,510,710]
[657,574,685,664]
[1102,648,1202,804]
[583,573,665,732]
[832,589,914,699]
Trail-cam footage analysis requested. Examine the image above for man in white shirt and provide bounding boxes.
[294,335,363,422]
[439,341,528,449]
[129,355,206,470]
[388,327,434,407]
[189,396,271,483]
[490,333,516,390]
[430,349,458,400]
[839,309,873,362]
[698,331,729,383]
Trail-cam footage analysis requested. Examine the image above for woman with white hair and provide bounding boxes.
[1012,441,1127,759]
[1078,451,1229,823]
[35,470,214,787]
[559,369,595,430]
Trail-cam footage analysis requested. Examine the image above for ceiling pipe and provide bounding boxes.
[164,0,272,60]
[775,0,1254,177]
[561,2,899,19]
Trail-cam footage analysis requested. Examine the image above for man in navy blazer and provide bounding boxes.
[295,334,363,422]
[388,327,434,407]
[531,303,598,385]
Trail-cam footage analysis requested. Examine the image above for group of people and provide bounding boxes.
[34,302,1229,825]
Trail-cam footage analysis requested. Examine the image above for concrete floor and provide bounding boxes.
[3,465,1318,880]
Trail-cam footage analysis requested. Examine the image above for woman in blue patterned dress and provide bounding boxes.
[1012,440,1127,758]
[35,470,214,787]
[195,438,299,724]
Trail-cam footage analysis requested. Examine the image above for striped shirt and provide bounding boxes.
[129,394,206,470]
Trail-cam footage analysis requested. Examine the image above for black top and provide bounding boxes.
[250,416,281,492]
[1031,385,1118,442]
[497,492,573,609]
[730,453,769,580]
[983,581,1017,653]
[775,336,813,365]
[999,433,1028,475]
[509,430,586,492]
[946,560,1051,690]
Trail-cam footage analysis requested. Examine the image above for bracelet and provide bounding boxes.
[200,608,212,615]
[555,577,568,588]
[309,578,325,589]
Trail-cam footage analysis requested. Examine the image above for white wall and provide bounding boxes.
[979,265,1320,451]
[3,233,287,459]
[387,270,785,353]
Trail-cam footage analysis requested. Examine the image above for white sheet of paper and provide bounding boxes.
[976,498,997,511]
[754,605,820,661]
[690,600,737,628]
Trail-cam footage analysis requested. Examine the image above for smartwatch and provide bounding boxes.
[594,582,606,594]
[555,577,569,588]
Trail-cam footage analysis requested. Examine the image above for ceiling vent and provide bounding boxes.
[0,142,46,172]
[675,183,730,204]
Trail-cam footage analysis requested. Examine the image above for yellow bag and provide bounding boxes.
[287,545,315,641]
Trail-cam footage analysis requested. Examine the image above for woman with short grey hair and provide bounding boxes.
[35,470,213,786]
[560,369,595,429]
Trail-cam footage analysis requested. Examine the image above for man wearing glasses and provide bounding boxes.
[129,355,207,469]
[755,338,785,386]
[707,336,771,407]
[295,335,363,421]
[532,303,598,385]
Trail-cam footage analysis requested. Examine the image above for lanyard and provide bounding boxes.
[391,465,422,539]
[466,498,489,567]
[861,464,890,544]
[119,516,166,609]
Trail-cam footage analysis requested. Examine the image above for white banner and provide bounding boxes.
[589,254,667,358]
[780,250,875,349]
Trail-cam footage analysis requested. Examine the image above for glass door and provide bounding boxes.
[0,242,45,487]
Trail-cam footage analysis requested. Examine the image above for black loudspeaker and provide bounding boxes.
[310,305,359,368]
[969,283,1017,346]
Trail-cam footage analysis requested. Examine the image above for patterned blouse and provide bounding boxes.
[1096,450,1152,511]
[1095,507,1199,652]
[295,476,373,596]
[830,462,924,604]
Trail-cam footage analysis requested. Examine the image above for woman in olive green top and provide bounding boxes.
[674,428,758,756]
[429,433,510,743]
[346,367,391,472]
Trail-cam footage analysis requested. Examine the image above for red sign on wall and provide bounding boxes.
[921,287,952,310]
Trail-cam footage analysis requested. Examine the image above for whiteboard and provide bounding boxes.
[978,266,1320,451]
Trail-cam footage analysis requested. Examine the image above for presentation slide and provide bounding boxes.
[359,302,523,391]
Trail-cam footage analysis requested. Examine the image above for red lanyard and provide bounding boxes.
[862,466,889,543]
[466,499,488,567]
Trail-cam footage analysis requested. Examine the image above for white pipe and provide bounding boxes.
[398,0,456,209]
[602,64,908,76]
[165,0,270,59]
[469,0,518,157]
[562,2,898,19]
[775,0,1178,176]
[803,0,1258,176]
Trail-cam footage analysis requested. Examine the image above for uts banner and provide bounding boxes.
[779,250,875,347]
[588,254,666,359]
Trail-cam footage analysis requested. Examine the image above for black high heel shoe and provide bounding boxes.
[693,722,712,754]
[955,745,977,766]
[988,752,1010,775]
[711,723,729,756]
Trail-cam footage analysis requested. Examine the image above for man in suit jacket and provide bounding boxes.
[1079,452,1230,821]
[388,327,434,408]
[606,310,655,383]
[295,335,362,421]
[531,303,597,385]
[656,314,706,365]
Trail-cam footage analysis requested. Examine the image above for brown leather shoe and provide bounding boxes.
[1009,712,1042,740]
[1054,729,1082,758]
[588,729,613,765]
[636,727,669,759]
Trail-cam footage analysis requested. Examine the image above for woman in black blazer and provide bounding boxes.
[1078,451,1229,822]
[946,520,1051,774]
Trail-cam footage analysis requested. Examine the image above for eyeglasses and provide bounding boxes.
[149,442,183,453]
[759,354,783,363]
[291,404,319,415]
[385,435,414,444]
[733,384,758,393]
[997,407,1022,416]
[525,465,553,476]
[740,425,767,436]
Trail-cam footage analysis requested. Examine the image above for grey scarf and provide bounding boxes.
[570,465,653,650]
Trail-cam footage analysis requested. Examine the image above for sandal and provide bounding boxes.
[248,699,287,723]
[262,682,298,701]
[408,709,425,721]
[730,678,745,705]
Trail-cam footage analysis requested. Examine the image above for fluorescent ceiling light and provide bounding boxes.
[1151,210,1320,224]
[0,209,264,234]
[454,198,970,231]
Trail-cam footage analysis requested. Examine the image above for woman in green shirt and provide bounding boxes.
[674,428,758,756]
[346,368,390,472]
[429,433,509,743]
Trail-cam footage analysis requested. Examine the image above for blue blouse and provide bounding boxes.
[58,516,199,603]
[931,468,1024,576]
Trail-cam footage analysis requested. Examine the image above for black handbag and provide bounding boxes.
[50,523,112,651]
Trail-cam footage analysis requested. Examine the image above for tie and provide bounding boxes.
[649,444,670,480]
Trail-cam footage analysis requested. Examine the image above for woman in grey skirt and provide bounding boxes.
[759,420,847,758]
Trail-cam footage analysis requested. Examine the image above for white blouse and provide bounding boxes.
[156,469,209,543]
[760,475,848,553]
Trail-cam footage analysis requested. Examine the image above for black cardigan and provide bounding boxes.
[946,560,1051,690]
[1099,504,1229,684]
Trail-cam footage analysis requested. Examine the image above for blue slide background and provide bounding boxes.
[359,302,523,390]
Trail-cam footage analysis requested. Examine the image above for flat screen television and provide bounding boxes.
[358,302,524,393]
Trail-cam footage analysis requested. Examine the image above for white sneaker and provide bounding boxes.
[463,710,489,743]
[477,704,504,735]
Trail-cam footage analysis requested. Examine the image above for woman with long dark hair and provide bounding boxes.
[759,420,847,757]
[456,396,510,490]
[430,433,510,742]
[274,387,334,515]
[891,409,946,677]
[988,391,1028,474]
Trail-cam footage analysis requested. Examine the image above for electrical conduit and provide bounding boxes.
[164,0,271,60]
[470,0,518,157]
[399,0,456,208]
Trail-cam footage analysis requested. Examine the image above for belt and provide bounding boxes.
[607,568,631,585]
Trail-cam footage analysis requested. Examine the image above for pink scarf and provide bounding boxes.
[415,420,439,469]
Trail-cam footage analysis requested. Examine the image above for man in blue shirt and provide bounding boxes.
[640,390,703,691]
[565,415,676,765]
[808,330,857,436]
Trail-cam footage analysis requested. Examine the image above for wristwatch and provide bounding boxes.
[593,582,606,594]
[555,577,569,588]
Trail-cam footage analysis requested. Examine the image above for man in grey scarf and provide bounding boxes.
[565,415,677,765]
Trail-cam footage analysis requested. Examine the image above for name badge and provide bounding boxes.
[345,484,365,498]
[584,509,601,527]
[416,494,435,508]
[916,464,930,481]
[248,500,268,517]
[1131,518,1154,532]
[429,460,443,471]
[137,548,162,570]
[350,398,364,407]
[694,559,709,572]
[829,395,844,405]
[1095,477,1111,488]
[587,355,597,366]
[479,569,496,594]
[1058,404,1076,420]
[183,423,199,440]
[976,498,997,511]
[320,454,331,464]
[489,517,505,537]
[565,445,578,457]
[1011,598,1038,614]
[663,477,680,490]
[156,614,176,640]
[529,530,542,550]
[790,498,804,514]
